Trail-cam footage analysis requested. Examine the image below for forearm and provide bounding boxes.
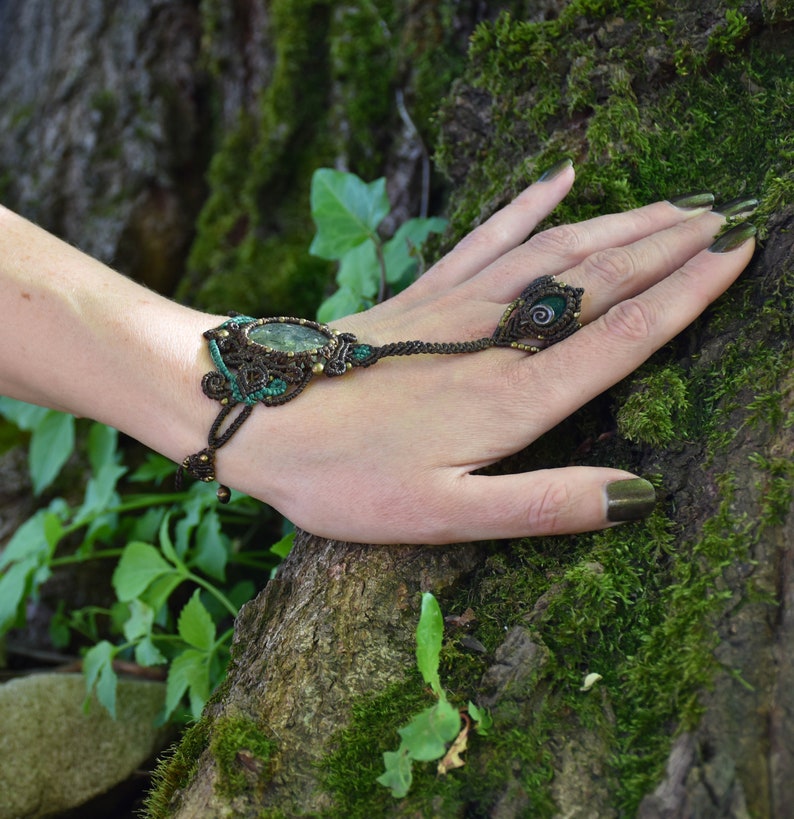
[0,204,223,464]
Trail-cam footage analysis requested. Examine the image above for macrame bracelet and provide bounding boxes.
[178,275,583,502]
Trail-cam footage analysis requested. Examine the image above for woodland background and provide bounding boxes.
[0,0,793,817]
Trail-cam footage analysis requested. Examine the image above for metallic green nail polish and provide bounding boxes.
[606,478,656,522]
[708,222,757,253]
[537,158,573,182]
[714,196,759,219]
[668,192,715,210]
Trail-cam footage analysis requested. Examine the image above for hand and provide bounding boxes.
[192,163,757,544]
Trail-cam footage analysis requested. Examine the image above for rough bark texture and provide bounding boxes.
[1,0,793,817]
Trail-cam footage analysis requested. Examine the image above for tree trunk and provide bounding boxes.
[2,1,793,817]
[150,3,794,816]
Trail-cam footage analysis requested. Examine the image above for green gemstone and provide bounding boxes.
[248,322,329,352]
[534,295,566,317]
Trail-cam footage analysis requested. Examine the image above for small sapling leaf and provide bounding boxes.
[416,592,445,699]
[397,699,462,762]
[376,747,413,799]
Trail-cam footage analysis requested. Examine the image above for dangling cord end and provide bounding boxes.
[178,446,229,498]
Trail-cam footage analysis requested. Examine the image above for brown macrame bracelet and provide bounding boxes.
[178,275,583,501]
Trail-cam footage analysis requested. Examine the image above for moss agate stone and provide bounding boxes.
[248,322,329,352]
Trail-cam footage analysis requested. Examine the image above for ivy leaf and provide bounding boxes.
[397,700,461,762]
[83,640,119,718]
[178,589,216,652]
[336,239,380,299]
[112,541,176,602]
[382,217,447,287]
[309,169,389,259]
[376,747,413,798]
[316,285,368,324]
[416,592,444,699]
[29,410,75,494]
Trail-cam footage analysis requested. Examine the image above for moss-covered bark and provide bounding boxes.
[146,1,794,816]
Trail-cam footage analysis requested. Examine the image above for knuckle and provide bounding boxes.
[526,481,571,534]
[582,247,636,287]
[601,298,654,343]
[527,224,583,258]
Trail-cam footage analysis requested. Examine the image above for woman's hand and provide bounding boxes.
[0,162,755,546]
[217,162,755,543]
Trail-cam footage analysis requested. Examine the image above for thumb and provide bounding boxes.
[434,468,656,543]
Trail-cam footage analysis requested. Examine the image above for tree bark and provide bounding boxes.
[1,1,792,817]
[156,3,794,816]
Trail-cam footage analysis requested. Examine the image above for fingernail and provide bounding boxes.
[668,192,715,211]
[708,222,757,253]
[714,196,759,219]
[606,478,656,522]
[537,158,573,182]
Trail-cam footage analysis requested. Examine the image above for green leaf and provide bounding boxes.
[193,509,228,581]
[0,557,39,633]
[309,169,389,259]
[112,541,176,602]
[87,423,118,473]
[269,530,295,560]
[377,747,413,798]
[122,599,156,642]
[129,453,177,484]
[397,700,461,762]
[158,512,181,567]
[382,217,447,287]
[141,572,185,619]
[178,589,216,651]
[416,592,444,699]
[0,510,50,570]
[336,239,380,298]
[83,640,118,718]
[316,286,368,324]
[75,461,126,524]
[29,410,75,494]
[468,701,494,735]
[165,648,210,721]
[0,397,50,430]
[135,635,166,667]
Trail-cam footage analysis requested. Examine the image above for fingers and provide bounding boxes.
[397,160,576,304]
[419,468,656,543]
[459,197,717,305]
[499,223,756,433]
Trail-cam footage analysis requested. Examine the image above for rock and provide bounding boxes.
[0,673,170,819]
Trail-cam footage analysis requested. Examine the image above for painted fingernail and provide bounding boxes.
[668,192,715,210]
[714,196,759,219]
[537,158,573,182]
[606,478,656,522]
[708,221,757,253]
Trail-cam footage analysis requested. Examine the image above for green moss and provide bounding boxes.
[210,713,277,800]
[617,366,690,448]
[143,719,211,818]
